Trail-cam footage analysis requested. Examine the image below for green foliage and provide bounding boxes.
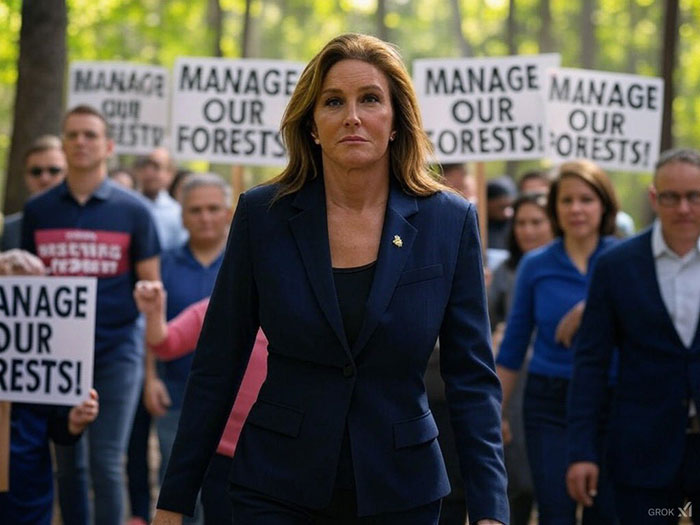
[1,0,698,227]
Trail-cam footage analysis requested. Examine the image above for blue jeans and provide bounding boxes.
[523,373,617,525]
[55,344,143,525]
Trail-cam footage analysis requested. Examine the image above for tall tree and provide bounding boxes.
[538,0,553,52]
[449,0,473,57]
[208,0,223,57]
[580,0,595,68]
[241,0,254,58]
[660,0,679,151]
[3,0,67,215]
[504,0,518,177]
[376,0,389,42]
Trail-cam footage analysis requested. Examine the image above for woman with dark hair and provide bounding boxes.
[153,33,507,525]
[488,192,552,525]
[496,160,619,525]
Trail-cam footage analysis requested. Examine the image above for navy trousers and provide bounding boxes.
[229,483,441,524]
[614,434,700,525]
[523,373,617,525]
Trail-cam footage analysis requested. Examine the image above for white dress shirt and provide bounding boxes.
[652,220,700,421]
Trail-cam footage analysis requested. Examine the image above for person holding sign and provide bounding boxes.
[153,34,507,525]
[0,249,99,525]
[20,105,161,525]
[496,160,619,525]
[567,149,700,524]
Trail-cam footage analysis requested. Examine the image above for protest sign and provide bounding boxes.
[0,277,96,406]
[545,68,663,172]
[68,62,169,155]
[413,54,560,163]
[171,58,304,166]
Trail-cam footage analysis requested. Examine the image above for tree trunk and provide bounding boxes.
[538,0,553,52]
[580,0,595,68]
[241,0,253,58]
[449,0,473,57]
[376,0,389,42]
[207,0,223,57]
[660,0,679,151]
[504,0,518,177]
[3,0,67,216]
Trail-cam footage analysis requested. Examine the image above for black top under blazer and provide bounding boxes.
[157,175,509,523]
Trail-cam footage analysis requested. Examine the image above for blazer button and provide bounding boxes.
[343,363,355,378]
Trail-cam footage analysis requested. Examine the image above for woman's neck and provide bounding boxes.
[323,164,390,212]
[563,234,600,274]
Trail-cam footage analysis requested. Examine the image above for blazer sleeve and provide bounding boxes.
[157,194,260,516]
[439,205,509,525]
[567,254,616,465]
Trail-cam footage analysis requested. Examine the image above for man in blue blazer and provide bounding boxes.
[566,148,700,524]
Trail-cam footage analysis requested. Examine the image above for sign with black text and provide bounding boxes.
[171,58,304,166]
[68,62,169,155]
[0,277,96,406]
[413,54,560,162]
[545,68,663,172]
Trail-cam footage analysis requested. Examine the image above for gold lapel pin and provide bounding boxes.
[392,235,403,248]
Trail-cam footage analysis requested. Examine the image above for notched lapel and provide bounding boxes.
[351,184,419,356]
[288,178,351,356]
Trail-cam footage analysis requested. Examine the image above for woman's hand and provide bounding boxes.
[501,416,512,445]
[143,375,171,417]
[68,389,99,435]
[134,280,166,317]
[152,509,184,525]
[555,300,585,348]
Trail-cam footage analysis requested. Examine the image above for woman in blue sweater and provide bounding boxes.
[496,160,619,525]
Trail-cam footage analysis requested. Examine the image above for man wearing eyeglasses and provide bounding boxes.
[566,148,700,524]
[0,135,66,251]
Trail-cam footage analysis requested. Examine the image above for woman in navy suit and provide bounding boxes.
[153,33,507,525]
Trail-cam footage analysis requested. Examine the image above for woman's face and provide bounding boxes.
[555,175,604,241]
[513,202,552,253]
[312,59,394,172]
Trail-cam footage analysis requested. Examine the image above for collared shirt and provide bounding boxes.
[158,243,224,405]
[143,190,188,250]
[652,220,700,349]
[22,178,161,359]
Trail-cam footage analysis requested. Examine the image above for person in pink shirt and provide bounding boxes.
[133,280,267,524]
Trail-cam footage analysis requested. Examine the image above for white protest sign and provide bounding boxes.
[545,68,663,172]
[0,277,96,406]
[413,54,560,163]
[68,62,169,155]
[171,58,305,166]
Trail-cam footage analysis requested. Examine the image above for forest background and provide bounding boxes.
[0,0,698,227]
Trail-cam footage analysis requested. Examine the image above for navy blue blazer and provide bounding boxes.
[157,176,508,522]
[568,229,700,487]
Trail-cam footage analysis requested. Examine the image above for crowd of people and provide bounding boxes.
[0,32,699,525]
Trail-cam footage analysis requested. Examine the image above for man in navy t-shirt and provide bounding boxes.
[21,105,161,525]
